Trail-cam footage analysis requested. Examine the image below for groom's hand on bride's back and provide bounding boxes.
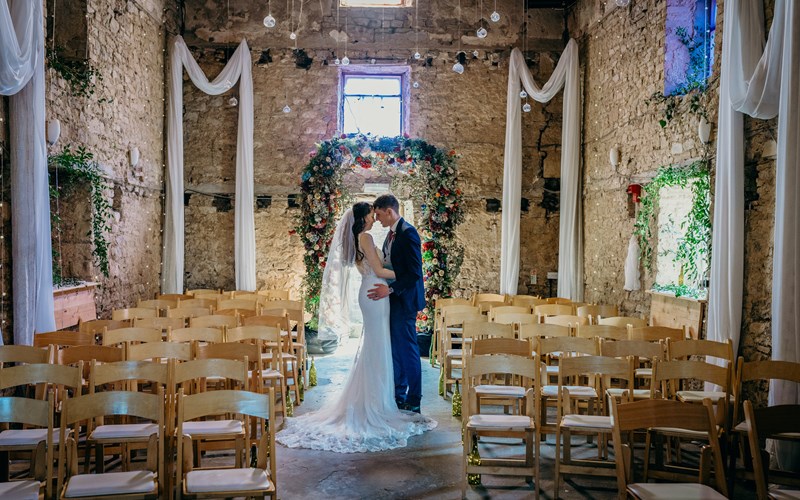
[367,283,390,300]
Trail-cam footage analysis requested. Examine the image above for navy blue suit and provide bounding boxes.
[384,218,425,407]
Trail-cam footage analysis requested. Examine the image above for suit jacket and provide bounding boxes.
[385,218,425,315]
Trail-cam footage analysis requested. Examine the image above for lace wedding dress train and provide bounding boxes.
[275,261,437,453]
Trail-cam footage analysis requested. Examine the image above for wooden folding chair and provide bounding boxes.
[0,392,54,499]
[597,316,647,328]
[575,324,627,341]
[534,304,573,322]
[33,330,95,348]
[743,400,800,499]
[112,308,158,321]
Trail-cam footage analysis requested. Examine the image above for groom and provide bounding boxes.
[368,194,425,413]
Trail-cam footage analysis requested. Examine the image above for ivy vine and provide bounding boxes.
[633,159,711,287]
[46,46,104,99]
[49,146,112,285]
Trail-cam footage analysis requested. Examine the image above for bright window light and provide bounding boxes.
[341,75,404,137]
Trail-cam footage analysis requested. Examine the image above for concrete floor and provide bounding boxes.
[276,338,620,500]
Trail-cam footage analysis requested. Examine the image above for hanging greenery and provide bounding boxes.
[49,145,112,285]
[46,46,104,99]
[294,134,464,333]
[633,159,711,287]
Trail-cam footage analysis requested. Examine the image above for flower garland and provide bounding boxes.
[294,134,464,333]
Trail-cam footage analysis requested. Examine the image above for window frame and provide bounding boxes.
[338,66,411,137]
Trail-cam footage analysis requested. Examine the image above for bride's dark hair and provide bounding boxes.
[351,202,372,262]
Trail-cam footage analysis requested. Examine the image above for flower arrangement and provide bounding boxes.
[295,134,464,332]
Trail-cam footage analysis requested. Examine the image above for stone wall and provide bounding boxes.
[570,0,777,374]
[181,0,567,298]
[45,0,170,321]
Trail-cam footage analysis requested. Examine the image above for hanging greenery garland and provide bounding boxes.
[294,133,464,333]
[633,159,711,288]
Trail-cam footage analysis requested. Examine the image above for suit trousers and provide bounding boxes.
[389,297,422,406]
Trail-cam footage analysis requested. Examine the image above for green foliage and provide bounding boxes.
[633,160,711,285]
[49,146,112,285]
[652,282,706,300]
[46,46,104,99]
[295,134,464,332]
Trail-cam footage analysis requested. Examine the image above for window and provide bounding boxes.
[340,71,408,137]
[656,184,709,289]
[664,0,717,95]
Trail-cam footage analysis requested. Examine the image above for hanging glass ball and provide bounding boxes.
[341,56,350,66]
[615,0,630,6]
[283,105,291,114]
[452,62,464,74]
[228,96,238,107]
[370,58,376,64]
[490,11,500,22]
[472,50,479,58]
[476,27,488,38]
[263,14,276,28]
[334,57,341,65]
[223,79,232,89]
[413,51,421,60]
[289,32,297,40]
[413,81,420,88]
[522,102,532,113]
[520,90,528,99]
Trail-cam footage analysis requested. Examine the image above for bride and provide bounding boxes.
[275,202,437,453]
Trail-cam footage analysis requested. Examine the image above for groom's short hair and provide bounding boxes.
[374,194,400,212]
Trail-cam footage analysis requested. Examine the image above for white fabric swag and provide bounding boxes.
[501,40,582,300]
[164,36,256,294]
[708,0,799,470]
[0,0,56,345]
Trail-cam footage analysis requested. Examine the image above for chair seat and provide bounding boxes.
[606,388,652,400]
[542,385,597,398]
[183,419,244,436]
[635,368,652,377]
[561,414,612,429]
[626,482,726,499]
[769,487,800,499]
[474,384,526,398]
[676,391,732,403]
[0,480,41,500]
[0,427,64,446]
[64,470,157,498]
[250,368,283,380]
[90,423,159,440]
[467,414,533,430]
[185,468,272,494]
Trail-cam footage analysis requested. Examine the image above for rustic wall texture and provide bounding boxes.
[570,0,777,402]
[180,0,566,298]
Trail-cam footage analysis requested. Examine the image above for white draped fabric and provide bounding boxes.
[623,235,641,291]
[0,0,56,345]
[501,40,582,300]
[164,36,256,293]
[709,0,799,469]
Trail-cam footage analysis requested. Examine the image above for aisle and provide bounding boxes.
[274,337,615,499]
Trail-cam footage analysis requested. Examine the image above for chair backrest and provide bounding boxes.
[443,310,485,329]
[462,320,515,341]
[546,297,572,305]
[0,394,55,496]
[112,307,158,321]
[0,362,83,394]
[216,308,258,320]
[176,297,217,310]
[134,316,187,333]
[491,312,537,326]
[127,341,192,362]
[243,313,291,331]
[575,324,628,340]
[186,288,221,297]
[611,398,727,496]
[472,293,506,306]
[0,345,52,365]
[194,341,262,365]
[743,400,800,500]
[257,289,291,300]
[477,300,507,314]
[517,323,571,342]
[667,338,733,364]
[157,293,192,301]
[509,295,547,308]
[597,316,647,328]
[652,359,730,400]
[33,330,95,348]
[172,358,250,394]
[466,353,539,391]
[137,299,178,311]
[169,327,225,344]
[534,304,573,319]
[537,336,599,357]
[264,299,303,312]
[544,314,589,328]
[471,337,532,357]
[226,325,281,344]
[90,359,169,392]
[56,345,124,366]
[558,355,633,382]
[218,298,258,311]
[599,339,664,360]
[78,319,130,336]
[576,304,620,321]
[488,305,531,320]
[435,297,472,309]
[732,358,800,429]
[102,326,163,346]
[190,314,239,330]
[167,306,212,319]
[628,326,686,342]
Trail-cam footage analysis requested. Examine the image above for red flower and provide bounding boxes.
[288,230,297,235]
[403,132,410,138]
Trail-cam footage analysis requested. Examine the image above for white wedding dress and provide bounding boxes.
[275,254,437,453]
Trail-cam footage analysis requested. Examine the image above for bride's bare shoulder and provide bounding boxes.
[358,232,375,244]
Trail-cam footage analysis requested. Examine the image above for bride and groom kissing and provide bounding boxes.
[276,194,437,454]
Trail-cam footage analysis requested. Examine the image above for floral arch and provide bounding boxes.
[295,134,464,333]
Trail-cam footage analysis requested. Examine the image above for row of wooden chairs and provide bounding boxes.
[0,359,277,499]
